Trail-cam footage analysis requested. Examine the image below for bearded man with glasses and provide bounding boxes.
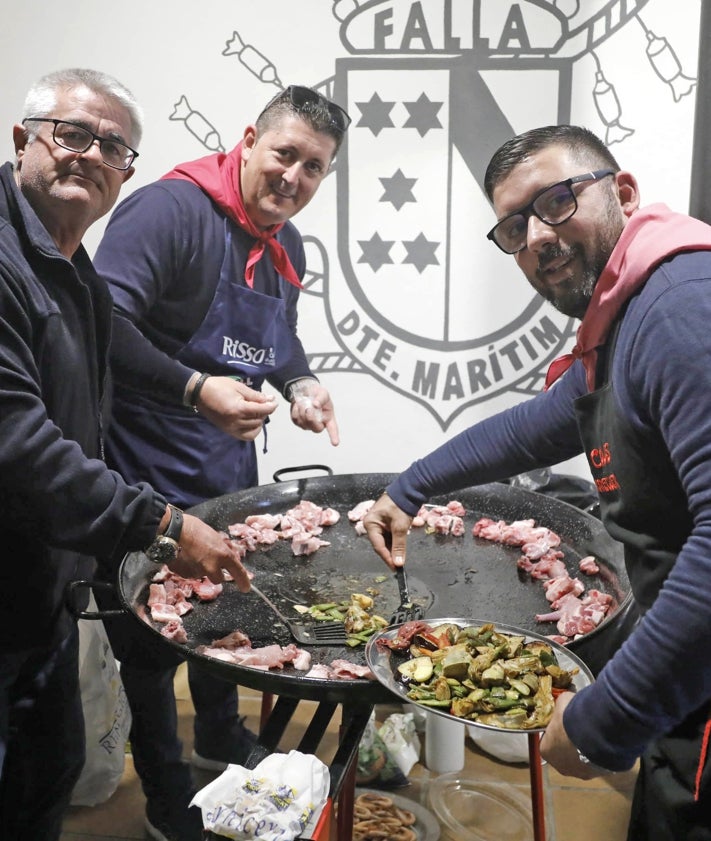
[363,124,711,840]
[0,68,252,841]
[92,84,349,841]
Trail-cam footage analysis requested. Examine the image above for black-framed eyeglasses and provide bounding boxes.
[22,117,139,171]
[260,85,351,133]
[486,169,616,255]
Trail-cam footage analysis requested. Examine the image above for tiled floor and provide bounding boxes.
[61,664,637,841]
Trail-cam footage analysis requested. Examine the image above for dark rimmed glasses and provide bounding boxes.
[22,117,139,171]
[261,85,351,133]
[486,169,616,254]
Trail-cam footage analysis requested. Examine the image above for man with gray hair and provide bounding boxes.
[0,68,250,841]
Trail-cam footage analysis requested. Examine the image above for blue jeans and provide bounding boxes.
[119,658,241,803]
[99,602,242,805]
[0,625,84,841]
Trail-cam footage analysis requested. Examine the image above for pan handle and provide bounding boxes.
[272,464,333,482]
[65,579,125,620]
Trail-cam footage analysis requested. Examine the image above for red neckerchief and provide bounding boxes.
[161,142,303,290]
[545,204,711,391]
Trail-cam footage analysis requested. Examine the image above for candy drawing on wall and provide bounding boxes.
[167,0,697,430]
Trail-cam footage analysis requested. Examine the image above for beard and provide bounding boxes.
[534,192,626,319]
[535,242,604,319]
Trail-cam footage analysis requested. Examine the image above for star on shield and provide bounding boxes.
[402,232,440,273]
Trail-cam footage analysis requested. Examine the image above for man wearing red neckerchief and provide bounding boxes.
[93,85,349,841]
[364,124,711,841]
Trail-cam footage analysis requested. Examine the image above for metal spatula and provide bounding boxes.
[249,583,348,646]
[390,565,425,625]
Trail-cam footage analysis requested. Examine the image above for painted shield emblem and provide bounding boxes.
[329,54,576,428]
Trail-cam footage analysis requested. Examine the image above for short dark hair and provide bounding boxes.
[255,86,346,155]
[484,125,621,200]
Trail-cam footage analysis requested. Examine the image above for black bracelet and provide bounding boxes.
[189,373,211,413]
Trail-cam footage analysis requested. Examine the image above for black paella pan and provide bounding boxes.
[68,471,636,705]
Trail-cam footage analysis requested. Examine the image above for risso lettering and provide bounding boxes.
[222,336,268,365]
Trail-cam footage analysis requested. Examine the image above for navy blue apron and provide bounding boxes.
[106,222,292,509]
[574,321,711,840]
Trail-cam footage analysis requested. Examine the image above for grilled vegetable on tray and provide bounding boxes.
[391,622,578,730]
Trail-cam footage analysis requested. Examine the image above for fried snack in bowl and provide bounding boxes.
[353,792,418,841]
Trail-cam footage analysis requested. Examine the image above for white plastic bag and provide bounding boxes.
[70,595,132,806]
[192,750,330,841]
[377,712,421,776]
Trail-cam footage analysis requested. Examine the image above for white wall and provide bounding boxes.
[0,0,701,486]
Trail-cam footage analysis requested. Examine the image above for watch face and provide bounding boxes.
[146,536,179,565]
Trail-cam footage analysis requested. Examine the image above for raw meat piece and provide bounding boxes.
[304,659,374,681]
[520,557,568,580]
[291,533,330,556]
[192,579,223,601]
[348,500,375,521]
[473,514,611,643]
[446,500,466,516]
[160,620,188,644]
[197,639,311,671]
[147,583,167,606]
[579,555,600,575]
[209,630,252,649]
[413,504,465,536]
[150,603,182,623]
[245,513,283,530]
[543,575,585,606]
[329,659,374,680]
[319,507,340,526]
[536,590,613,637]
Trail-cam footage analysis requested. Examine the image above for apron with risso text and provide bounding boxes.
[107,221,293,509]
[574,320,711,839]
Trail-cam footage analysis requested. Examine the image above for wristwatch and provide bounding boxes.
[145,505,183,565]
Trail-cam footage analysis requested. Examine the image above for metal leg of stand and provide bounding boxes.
[331,703,372,841]
[260,692,274,729]
[239,696,371,841]
[335,749,357,841]
[528,733,546,841]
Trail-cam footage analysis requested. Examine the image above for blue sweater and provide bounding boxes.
[387,250,711,771]
[94,178,313,404]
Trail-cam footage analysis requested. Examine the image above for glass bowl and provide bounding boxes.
[428,773,531,841]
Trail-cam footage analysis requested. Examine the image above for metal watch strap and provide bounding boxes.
[162,504,184,542]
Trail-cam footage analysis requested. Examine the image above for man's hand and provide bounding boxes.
[362,492,413,570]
[540,692,610,779]
[195,376,277,441]
[288,379,339,446]
[167,513,252,590]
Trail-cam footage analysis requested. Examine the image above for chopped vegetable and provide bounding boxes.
[393,622,579,730]
[297,593,387,647]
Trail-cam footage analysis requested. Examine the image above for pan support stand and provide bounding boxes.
[528,732,546,841]
[235,692,371,841]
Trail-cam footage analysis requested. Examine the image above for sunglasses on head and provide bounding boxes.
[261,85,351,133]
